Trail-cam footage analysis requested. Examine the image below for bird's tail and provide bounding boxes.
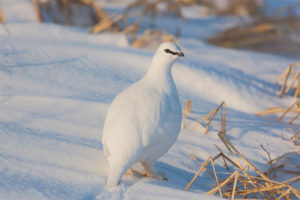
[106,164,125,187]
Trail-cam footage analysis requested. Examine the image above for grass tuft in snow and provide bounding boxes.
[184,102,300,199]
[257,63,300,124]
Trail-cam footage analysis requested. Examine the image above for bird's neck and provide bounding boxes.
[145,56,175,88]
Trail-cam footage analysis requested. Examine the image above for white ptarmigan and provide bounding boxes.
[102,42,184,187]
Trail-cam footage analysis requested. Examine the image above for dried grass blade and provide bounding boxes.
[204,101,225,134]
[289,113,300,124]
[276,99,300,122]
[215,144,229,169]
[209,158,223,198]
[220,152,240,169]
[276,66,290,84]
[237,184,286,196]
[285,70,300,94]
[280,64,293,97]
[294,80,300,97]
[184,157,211,191]
[231,172,239,200]
[0,2,4,23]
[256,107,287,115]
[221,101,226,134]
[275,188,291,200]
[184,100,192,117]
[218,132,270,181]
[192,108,217,130]
[206,171,238,195]
[289,128,300,142]
[33,0,43,22]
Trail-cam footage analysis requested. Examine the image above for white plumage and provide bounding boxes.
[102,42,184,187]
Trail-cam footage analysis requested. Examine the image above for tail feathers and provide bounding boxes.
[106,165,126,187]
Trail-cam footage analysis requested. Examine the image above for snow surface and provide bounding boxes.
[0,1,300,200]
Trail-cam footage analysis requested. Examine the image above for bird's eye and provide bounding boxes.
[164,49,176,55]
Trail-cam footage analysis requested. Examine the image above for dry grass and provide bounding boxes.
[34,0,107,26]
[131,29,176,49]
[184,100,192,117]
[32,0,178,48]
[207,17,300,56]
[281,128,300,146]
[124,0,185,19]
[33,0,43,22]
[31,0,268,49]
[184,103,300,199]
[0,2,10,35]
[0,2,4,23]
[257,63,300,124]
[276,63,300,97]
[194,0,263,17]
[192,101,226,134]
[182,99,192,130]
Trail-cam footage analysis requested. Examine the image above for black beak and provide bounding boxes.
[177,52,184,57]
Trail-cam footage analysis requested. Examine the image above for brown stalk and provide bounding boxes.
[192,107,217,130]
[280,63,293,97]
[215,144,229,169]
[294,80,300,97]
[260,144,275,177]
[209,158,223,198]
[184,99,192,117]
[231,172,239,200]
[236,184,286,196]
[237,174,300,198]
[275,188,291,200]
[205,102,225,133]
[221,101,226,134]
[220,153,240,169]
[0,2,4,23]
[204,101,225,134]
[218,132,270,181]
[276,66,290,84]
[182,100,192,129]
[289,128,300,142]
[206,171,238,195]
[285,70,300,94]
[184,157,211,191]
[0,2,9,35]
[33,0,43,22]
[276,99,300,122]
[91,14,123,34]
[289,113,300,124]
[256,107,300,115]
[204,167,215,179]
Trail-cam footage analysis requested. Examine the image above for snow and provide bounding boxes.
[0,1,299,200]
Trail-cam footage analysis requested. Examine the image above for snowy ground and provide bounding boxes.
[0,1,300,200]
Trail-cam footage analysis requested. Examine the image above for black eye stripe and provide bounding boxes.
[164,49,177,55]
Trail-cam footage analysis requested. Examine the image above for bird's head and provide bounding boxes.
[154,42,184,64]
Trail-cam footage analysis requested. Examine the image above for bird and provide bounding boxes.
[102,42,184,187]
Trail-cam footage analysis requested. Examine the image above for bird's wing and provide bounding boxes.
[139,89,182,148]
[102,82,145,157]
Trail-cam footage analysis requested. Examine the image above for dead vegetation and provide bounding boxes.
[132,29,176,49]
[0,2,4,23]
[194,0,263,17]
[124,0,185,19]
[0,2,10,35]
[184,101,300,199]
[34,0,108,26]
[31,0,268,49]
[257,63,300,124]
[207,17,300,56]
[281,128,300,146]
